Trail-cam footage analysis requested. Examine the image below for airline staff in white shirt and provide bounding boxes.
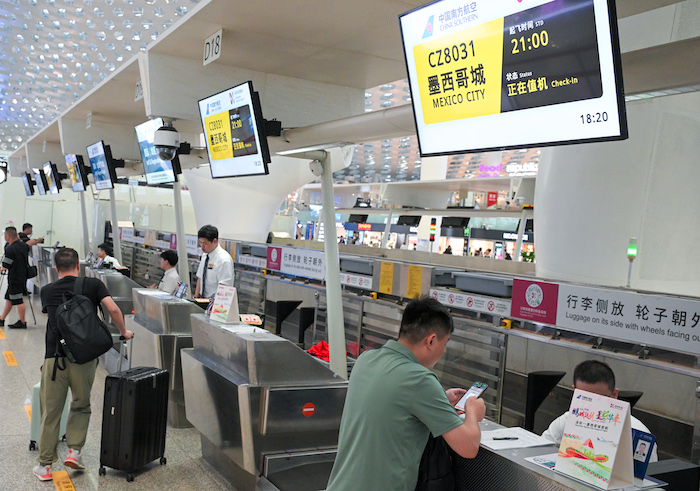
[541,360,658,462]
[149,250,180,294]
[194,225,234,298]
[95,243,121,269]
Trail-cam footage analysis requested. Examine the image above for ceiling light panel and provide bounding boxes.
[0,0,188,152]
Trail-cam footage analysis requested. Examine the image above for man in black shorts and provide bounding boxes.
[0,226,29,329]
[34,247,133,481]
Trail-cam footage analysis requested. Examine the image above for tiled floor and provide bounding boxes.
[0,293,235,490]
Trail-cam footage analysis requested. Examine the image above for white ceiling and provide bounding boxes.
[1,0,698,186]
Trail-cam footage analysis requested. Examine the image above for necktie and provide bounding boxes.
[201,254,209,297]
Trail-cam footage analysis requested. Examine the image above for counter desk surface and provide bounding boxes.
[455,420,663,491]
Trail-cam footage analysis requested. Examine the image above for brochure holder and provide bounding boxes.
[555,389,634,489]
[210,284,240,324]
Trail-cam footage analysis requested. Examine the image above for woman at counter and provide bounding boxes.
[94,243,121,269]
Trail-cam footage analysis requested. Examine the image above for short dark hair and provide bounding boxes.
[161,249,178,267]
[573,360,616,392]
[398,295,454,344]
[55,248,79,272]
[4,226,17,238]
[22,223,32,231]
[197,225,218,242]
[98,242,113,256]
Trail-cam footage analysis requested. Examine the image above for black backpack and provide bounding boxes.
[415,434,455,491]
[52,278,113,379]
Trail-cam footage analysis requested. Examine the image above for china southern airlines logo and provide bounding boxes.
[206,103,210,115]
[422,15,434,39]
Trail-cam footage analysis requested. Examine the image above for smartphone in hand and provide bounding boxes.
[455,382,488,412]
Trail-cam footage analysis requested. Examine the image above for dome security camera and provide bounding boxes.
[153,122,180,161]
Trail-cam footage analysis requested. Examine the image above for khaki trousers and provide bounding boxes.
[38,357,98,465]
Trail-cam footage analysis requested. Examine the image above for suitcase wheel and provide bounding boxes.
[29,441,36,451]
[160,457,167,466]
[99,466,106,476]
[127,473,134,482]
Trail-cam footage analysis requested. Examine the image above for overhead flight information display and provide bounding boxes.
[399,0,627,156]
[198,81,271,179]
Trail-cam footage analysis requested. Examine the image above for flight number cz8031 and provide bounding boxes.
[428,41,475,68]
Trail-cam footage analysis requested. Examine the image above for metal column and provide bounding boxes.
[173,180,191,295]
[109,188,123,264]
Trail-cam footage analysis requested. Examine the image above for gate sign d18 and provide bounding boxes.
[203,29,222,66]
[399,0,627,156]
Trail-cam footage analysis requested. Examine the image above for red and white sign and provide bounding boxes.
[169,234,177,250]
[429,288,510,316]
[511,279,559,325]
[238,255,267,269]
[265,246,325,280]
[266,246,282,271]
[487,191,498,208]
[339,272,373,290]
[302,402,315,417]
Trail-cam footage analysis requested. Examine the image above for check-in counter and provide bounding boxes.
[181,314,348,491]
[36,246,61,288]
[86,267,140,322]
[455,420,666,491]
[126,289,201,428]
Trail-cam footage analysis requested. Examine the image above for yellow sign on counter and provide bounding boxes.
[406,265,424,299]
[379,262,394,295]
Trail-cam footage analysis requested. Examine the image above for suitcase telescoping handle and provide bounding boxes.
[117,334,133,372]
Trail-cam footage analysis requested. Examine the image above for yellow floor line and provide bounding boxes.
[3,350,17,366]
[52,470,76,491]
[24,404,31,421]
[0,328,5,339]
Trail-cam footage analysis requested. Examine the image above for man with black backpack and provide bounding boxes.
[34,248,133,482]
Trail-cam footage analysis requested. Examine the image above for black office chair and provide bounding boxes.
[524,370,566,432]
[617,390,643,408]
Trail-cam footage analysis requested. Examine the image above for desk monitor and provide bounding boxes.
[399,0,627,156]
[65,154,89,192]
[86,140,118,190]
[198,81,271,179]
[135,117,181,184]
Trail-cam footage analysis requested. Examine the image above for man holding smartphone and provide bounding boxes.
[327,296,486,491]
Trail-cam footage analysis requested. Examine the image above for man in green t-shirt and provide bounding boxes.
[327,296,486,491]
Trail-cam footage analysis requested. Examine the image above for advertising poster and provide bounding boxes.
[555,389,633,489]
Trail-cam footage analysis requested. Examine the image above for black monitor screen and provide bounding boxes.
[399,0,627,156]
[65,154,89,192]
[135,117,181,184]
[397,215,421,226]
[348,214,369,223]
[441,217,469,228]
[87,140,117,190]
[21,172,34,196]
[198,81,271,179]
[42,161,61,195]
[34,169,48,195]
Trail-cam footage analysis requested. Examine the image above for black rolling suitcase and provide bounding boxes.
[99,366,170,482]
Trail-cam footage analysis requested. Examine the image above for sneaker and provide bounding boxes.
[64,448,85,470]
[33,464,52,481]
[8,320,27,329]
